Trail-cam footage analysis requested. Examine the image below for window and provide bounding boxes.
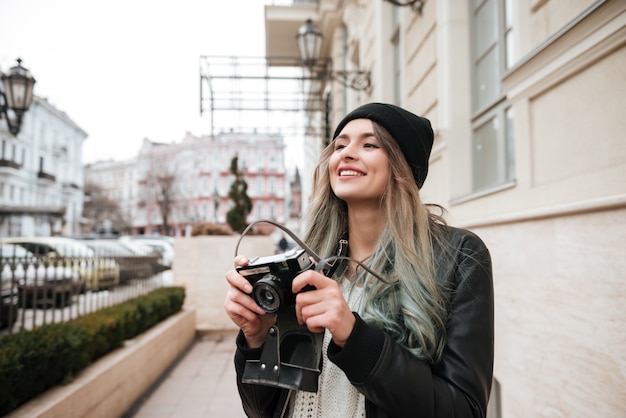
[470,0,516,193]
[269,177,276,195]
[269,202,275,220]
[472,107,515,190]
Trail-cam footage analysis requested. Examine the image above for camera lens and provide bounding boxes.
[253,275,285,313]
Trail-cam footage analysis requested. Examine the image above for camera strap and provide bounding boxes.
[235,220,388,283]
[234,219,347,278]
[326,238,348,278]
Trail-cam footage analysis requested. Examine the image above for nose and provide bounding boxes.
[339,143,357,160]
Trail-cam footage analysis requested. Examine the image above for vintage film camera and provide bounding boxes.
[237,247,322,392]
[236,248,314,314]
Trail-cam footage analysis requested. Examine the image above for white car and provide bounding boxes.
[0,244,80,308]
[120,237,174,270]
[0,237,120,292]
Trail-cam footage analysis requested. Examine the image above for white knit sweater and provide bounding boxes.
[289,278,366,418]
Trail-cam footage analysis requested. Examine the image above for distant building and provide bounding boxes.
[0,96,86,237]
[83,158,137,235]
[85,131,288,236]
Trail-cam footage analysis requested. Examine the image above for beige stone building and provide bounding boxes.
[262,0,626,416]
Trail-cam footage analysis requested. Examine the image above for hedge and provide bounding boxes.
[0,286,185,415]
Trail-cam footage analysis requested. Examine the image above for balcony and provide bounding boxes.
[0,159,21,170]
[37,171,56,182]
[62,182,80,190]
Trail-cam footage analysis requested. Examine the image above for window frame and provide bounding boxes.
[467,0,516,196]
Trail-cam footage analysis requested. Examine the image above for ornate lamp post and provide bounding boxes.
[296,19,323,69]
[296,20,371,92]
[0,58,37,136]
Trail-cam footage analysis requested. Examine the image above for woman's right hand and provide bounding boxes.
[224,255,276,348]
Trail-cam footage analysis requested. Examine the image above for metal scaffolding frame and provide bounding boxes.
[199,55,331,141]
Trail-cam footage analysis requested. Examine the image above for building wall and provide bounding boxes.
[173,235,274,331]
[302,0,625,416]
[0,96,86,237]
[472,205,626,417]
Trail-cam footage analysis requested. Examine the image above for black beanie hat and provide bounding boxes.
[332,102,434,188]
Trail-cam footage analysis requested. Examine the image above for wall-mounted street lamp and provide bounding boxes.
[296,19,371,92]
[0,58,36,136]
[383,0,424,14]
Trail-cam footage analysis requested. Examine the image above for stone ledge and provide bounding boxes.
[6,308,197,418]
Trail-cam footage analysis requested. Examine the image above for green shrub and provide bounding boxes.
[0,286,185,415]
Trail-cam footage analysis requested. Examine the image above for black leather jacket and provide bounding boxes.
[234,226,494,418]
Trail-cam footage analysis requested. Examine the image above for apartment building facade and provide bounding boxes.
[83,158,137,235]
[85,131,289,236]
[0,96,87,237]
[264,0,625,416]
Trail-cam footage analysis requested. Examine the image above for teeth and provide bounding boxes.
[340,170,362,176]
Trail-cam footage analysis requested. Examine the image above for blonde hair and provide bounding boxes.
[302,122,449,363]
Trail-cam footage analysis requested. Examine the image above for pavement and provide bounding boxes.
[126,330,248,418]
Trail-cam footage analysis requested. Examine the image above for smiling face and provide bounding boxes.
[329,118,390,206]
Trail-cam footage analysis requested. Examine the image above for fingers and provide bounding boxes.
[225,255,278,347]
[292,269,329,293]
[226,268,253,294]
[225,284,266,318]
[292,272,356,344]
[224,298,258,326]
[224,261,266,320]
[292,270,334,325]
[234,255,249,267]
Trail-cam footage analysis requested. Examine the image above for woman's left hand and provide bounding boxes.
[292,270,356,347]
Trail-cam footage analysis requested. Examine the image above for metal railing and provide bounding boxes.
[0,253,171,336]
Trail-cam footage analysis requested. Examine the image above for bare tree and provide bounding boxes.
[83,182,130,234]
[139,148,180,235]
[153,172,176,234]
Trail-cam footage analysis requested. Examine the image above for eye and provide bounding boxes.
[334,143,347,151]
[364,142,380,149]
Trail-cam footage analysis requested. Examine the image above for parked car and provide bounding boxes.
[82,239,154,284]
[120,237,174,271]
[0,237,120,292]
[0,244,80,309]
[0,245,19,327]
[116,240,163,276]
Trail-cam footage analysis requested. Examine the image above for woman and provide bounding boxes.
[224,103,494,418]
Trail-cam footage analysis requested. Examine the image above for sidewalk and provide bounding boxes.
[127,330,247,418]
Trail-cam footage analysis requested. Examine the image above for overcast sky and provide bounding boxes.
[0,0,274,165]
